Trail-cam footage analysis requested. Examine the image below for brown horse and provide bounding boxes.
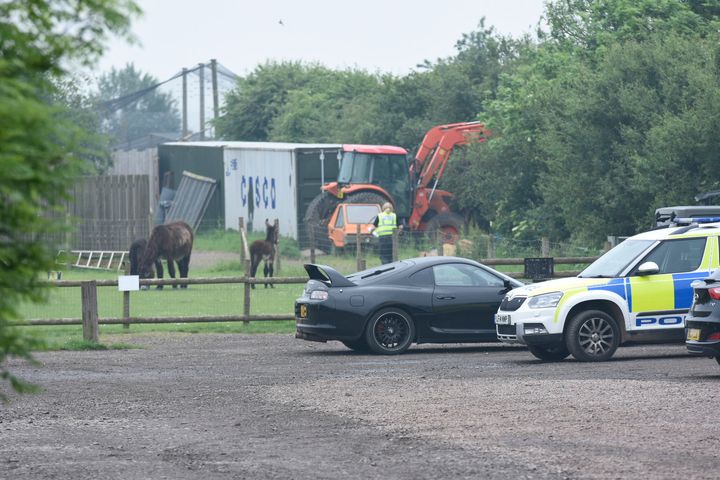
[128,238,162,290]
[138,221,194,289]
[250,219,279,289]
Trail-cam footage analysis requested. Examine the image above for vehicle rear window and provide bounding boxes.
[346,205,380,224]
[408,267,433,286]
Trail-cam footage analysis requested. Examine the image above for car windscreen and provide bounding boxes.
[346,205,380,224]
[579,239,655,278]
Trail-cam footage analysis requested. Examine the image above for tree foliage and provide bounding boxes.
[217,1,720,246]
[96,63,180,146]
[0,0,140,400]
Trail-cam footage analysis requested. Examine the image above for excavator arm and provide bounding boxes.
[408,121,489,231]
[413,121,489,189]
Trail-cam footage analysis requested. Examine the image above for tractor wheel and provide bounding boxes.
[304,193,339,253]
[425,212,464,245]
[344,191,389,210]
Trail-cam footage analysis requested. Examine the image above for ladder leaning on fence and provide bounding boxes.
[59,250,129,272]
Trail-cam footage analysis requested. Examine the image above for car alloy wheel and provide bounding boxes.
[365,307,415,355]
[566,310,620,362]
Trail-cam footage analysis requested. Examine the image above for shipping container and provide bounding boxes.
[158,142,341,240]
[222,142,341,240]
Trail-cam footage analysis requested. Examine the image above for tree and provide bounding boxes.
[215,61,326,141]
[0,0,140,400]
[52,75,113,173]
[544,0,720,55]
[96,63,180,146]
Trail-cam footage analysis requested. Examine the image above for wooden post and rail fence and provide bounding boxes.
[21,217,599,341]
[23,256,597,342]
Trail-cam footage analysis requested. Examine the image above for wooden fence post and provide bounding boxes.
[240,223,252,324]
[274,218,281,273]
[123,291,130,330]
[81,281,99,342]
[392,229,399,262]
[238,217,245,263]
[122,259,130,329]
[487,234,495,259]
[541,237,551,257]
[309,226,316,264]
[243,259,251,324]
[356,224,363,271]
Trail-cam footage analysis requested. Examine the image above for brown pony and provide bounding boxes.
[250,219,279,289]
[129,238,162,290]
[138,221,194,289]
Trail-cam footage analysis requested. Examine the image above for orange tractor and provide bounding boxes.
[305,121,489,247]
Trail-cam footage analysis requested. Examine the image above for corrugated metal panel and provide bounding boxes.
[164,171,218,232]
[158,144,225,229]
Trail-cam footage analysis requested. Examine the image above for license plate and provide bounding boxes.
[299,304,308,319]
[687,328,701,341]
[495,313,511,325]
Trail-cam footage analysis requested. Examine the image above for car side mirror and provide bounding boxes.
[637,261,660,276]
[502,279,515,292]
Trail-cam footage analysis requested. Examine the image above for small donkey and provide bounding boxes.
[249,219,279,289]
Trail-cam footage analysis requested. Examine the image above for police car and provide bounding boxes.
[496,216,720,362]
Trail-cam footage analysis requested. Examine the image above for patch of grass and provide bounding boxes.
[37,339,140,351]
[194,228,301,259]
[207,260,244,273]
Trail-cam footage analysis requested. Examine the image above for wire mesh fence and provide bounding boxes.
[293,222,605,265]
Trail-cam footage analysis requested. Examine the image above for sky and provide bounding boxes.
[98,0,548,82]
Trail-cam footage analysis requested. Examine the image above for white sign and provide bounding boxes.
[118,275,140,292]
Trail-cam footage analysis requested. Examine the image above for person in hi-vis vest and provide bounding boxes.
[370,202,401,264]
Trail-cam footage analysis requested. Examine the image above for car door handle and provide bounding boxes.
[436,295,455,300]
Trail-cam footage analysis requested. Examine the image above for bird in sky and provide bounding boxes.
[278,19,284,26]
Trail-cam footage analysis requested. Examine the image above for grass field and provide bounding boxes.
[14,229,592,351]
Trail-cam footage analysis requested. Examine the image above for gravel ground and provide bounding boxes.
[1,335,719,480]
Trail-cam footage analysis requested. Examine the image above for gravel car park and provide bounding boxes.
[1,333,719,480]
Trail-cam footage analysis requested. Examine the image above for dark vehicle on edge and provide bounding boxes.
[295,256,523,354]
[686,268,720,366]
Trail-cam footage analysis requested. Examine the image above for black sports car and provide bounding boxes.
[295,256,524,354]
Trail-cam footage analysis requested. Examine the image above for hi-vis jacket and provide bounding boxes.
[375,212,397,237]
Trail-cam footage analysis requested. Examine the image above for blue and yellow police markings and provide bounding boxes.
[587,278,627,300]
[627,272,710,311]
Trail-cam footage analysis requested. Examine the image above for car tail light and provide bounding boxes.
[310,290,329,301]
[707,332,720,341]
[708,287,720,300]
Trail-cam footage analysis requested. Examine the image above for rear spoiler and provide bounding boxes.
[304,264,356,287]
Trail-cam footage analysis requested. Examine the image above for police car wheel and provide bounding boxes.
[566,310,620,362]
[365,307,415,355]
[528,344,570,362]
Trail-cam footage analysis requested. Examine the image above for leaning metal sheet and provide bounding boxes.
[164,170,218,231]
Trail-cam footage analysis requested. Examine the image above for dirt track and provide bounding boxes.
[1,334,719,479]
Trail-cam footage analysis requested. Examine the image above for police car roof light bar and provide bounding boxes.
[672,216,720,225]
